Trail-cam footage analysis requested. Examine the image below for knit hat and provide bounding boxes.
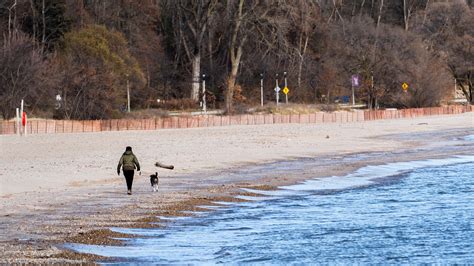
[125,146,132,151]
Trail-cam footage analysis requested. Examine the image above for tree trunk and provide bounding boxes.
[297,35,309,91]
[326,87,331,104]
[155,161,174,169]
[29,0,37,41]
[470,84,473,103]
[191,53,201,101]
[224,0,245,113]
[208,29,213,71]
[225,47,242,113]
[376,0,384,28]
[403,0,408,31]
[64,89,70,119]
[469,72,473,104]
[8,8,12,40]
[225,75,236,113]
[8,0,18,40]
[422,0,430,26]
[42,0,46,48]
[297,59,303,92]
[466,74,474,103]
[13,0,17,33]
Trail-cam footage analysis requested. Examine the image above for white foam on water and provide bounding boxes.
[196,205,224,210]
[179,210,210,216]
[212,201,238,206]
[279,155,474,192]
[464,134,474,141]
[156,216,190,221]
[109,227,164,236]
[239,188,266,195]
[240,187,308,197]
[64,243,165,258]
[235,195,277,201]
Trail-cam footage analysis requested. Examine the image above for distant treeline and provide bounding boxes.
[0,0,472,119]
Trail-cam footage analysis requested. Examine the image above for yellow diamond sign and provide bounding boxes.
[402,82,409,91]
[283,86,289,95]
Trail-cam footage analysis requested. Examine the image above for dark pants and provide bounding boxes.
[123,170,134,190]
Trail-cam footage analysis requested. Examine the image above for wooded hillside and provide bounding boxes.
[1,0,472,119]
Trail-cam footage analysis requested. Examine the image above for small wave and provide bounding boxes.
[278,155,474,192]
[240,187,308,197]
[216,226,252,231]
[109,227,165,237]
[234,195,277,201]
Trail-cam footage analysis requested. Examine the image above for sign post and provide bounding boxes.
[283,86,289,100]
[22,112,27,136]
[202,74,207,113]
[351,74,360,106]
[284,71,288,104]
[16,108,20,135]
[20,99,24,136]
[275,74,280,106]
[55,94,62,110]
[260,73,264,107]
[402,82,409,92]
[20,99,24,120]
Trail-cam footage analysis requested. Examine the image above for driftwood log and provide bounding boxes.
[155,161,174,170]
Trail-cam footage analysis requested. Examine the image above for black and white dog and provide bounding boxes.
[150,172,159,192]
[150,162,174,192]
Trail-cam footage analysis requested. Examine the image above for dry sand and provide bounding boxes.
[0,112,473,263]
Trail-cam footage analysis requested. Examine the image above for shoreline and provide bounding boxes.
[0,113,473,263]
[56,148,474,263]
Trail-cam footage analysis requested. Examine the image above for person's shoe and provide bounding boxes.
[127,190,132,195]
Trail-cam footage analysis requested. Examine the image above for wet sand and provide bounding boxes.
[0,113,473,263]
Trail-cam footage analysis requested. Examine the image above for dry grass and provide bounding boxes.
[251,103,335,115]
[123,108,169,118]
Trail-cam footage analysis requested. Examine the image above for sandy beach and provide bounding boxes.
[0,112,473,263]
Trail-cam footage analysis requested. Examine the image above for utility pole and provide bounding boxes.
[352,78,355,106]
[127,78,130,113]
[371,75,374,109]
[352,85,355,106]
[275,73,280,106]
[260,73,264,107]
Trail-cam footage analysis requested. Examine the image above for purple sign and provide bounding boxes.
[351,74,360,87]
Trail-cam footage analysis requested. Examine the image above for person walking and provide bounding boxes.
[117,146,141,195]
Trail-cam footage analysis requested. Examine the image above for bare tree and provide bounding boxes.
[4,0,18,40]
[161,0,218,101]
[224,0,247,113]
[413,1,474,103]
[402,0,428,31]
[223,0,292,112]
[287,1,321,92]
[325,16,450,108]
[0,32,57,119]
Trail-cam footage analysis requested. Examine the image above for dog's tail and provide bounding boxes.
[155,161,174,170]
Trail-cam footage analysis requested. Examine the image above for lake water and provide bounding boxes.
[67,137,474,264]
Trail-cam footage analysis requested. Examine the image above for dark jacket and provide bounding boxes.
[117,150,140,172]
